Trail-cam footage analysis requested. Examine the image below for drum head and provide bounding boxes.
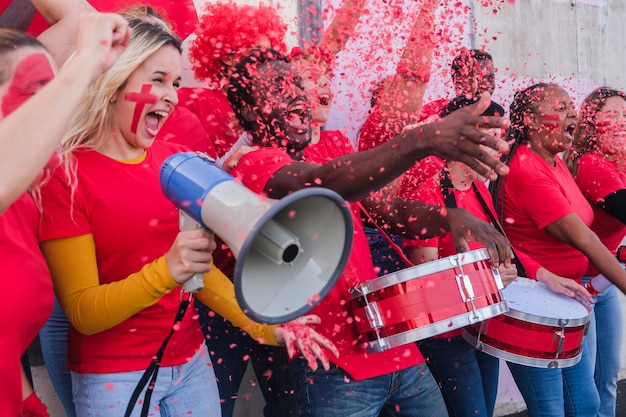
[504,277,589,323]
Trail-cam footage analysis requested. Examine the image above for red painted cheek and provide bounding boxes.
[1,53,54,116]
[124,84,158,134]
[540,114,561,131]
[595,120,614,135]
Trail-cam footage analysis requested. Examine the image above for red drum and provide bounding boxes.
[348,249,507,353]
[463,277,591,368]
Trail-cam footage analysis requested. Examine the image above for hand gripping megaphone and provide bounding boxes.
[160,152,354,324]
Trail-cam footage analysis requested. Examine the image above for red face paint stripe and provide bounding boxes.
[124,84,158,134]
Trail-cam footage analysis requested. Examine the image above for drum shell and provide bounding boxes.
[463,277,591,368]
[348,249,507,352]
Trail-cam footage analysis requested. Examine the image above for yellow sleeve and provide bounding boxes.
[40,234,179,335]
[195,268,279,346]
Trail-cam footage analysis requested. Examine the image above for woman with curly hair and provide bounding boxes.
[563,87,626,417]
[490,82,626,416]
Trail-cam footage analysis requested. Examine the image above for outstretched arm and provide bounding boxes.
[268,94,510,202]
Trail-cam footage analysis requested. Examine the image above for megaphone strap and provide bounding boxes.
[123,294,192,417]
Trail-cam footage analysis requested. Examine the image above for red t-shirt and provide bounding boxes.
[417,98,450,123]
[175,87,242,158]
[0,193,54,417]
[304,130,355,163]
[7,0,198,40]
[39,141,204,373]
[399,170,540,337]
[230,147,424,381]
[575,153,626,275]
[499,145,594,283]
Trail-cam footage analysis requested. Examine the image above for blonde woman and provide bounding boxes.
[38,20,335,417]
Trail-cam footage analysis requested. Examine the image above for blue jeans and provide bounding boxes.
[418,336,499,417]
[196,300,297,417]
[362,225,408,277]
[289,359,448,417]
[507,337,600,417]
[39,297,76,417]
[582,276,623,417]
[72,345,220,417]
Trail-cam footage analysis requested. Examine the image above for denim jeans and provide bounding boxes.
[72,344,220,417]
[39,297,76,417]
[581,276,623,417]
[507,337,600,417]
[362,225,408,277]
[196,300,297,417]
[418,336,499,417]
[289,358,448,417]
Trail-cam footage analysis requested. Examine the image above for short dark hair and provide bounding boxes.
[450,49,493,79]
[0,29,46,84]
[440,94,504,118]
[227,48,288,131]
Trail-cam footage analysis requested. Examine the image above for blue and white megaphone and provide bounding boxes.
[160,152,354,324]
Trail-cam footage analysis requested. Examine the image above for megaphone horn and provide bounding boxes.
[160,152,354,324]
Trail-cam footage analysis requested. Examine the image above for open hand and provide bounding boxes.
[274,314,339,371]
[446,207,512,267]
[414,93,511,181]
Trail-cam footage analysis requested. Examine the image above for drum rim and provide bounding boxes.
[462,331,583,369]
[504,277,591,325]
[505,307,591,326]
[365,300,508,352]
[350,248,491,298]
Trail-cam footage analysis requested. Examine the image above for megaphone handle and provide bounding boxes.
[179,211,206,293]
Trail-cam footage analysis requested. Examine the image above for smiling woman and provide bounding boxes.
[490,82,626,417]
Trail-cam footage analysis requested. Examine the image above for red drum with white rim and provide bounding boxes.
[348,249,507,353]
[463,277,591,368]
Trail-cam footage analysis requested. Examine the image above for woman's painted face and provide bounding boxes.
[595,95,626,154]
[0,47,56,120]
[0,47,61,170]
[110,45,182,150]
[294,59,332,125]
[530,85,577,155]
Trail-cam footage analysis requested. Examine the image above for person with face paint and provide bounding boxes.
[0,12,130,417]
[36,21,335,417]
[489,83,626,417]
[562,87,626,417]
[400,95,592,417]
[226,48,515,417]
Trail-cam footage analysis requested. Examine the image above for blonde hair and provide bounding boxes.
[36,21,181,207]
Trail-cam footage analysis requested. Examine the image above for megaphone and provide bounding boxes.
[160,152,354,324]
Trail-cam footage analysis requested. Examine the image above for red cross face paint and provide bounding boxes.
[124,84,158,134]
[1,52,55,117]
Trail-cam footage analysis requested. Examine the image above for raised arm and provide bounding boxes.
[376,0,442,133]
[0,0,36,30]
[318,0,366,56]
[0,12,129,212]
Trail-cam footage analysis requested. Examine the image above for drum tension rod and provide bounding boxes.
[453,255,482,324]
[550,318,569,368]
[354,285,389,351]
